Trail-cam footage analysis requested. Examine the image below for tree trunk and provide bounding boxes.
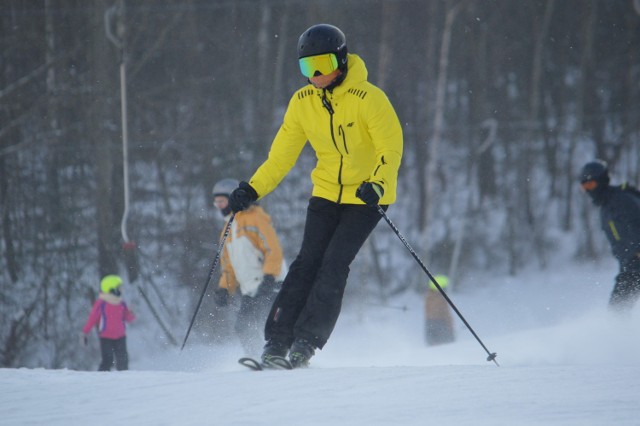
[92,1,120,277]
[423,1,462,261]
[416,0,440,232]
[564,0,596,232]
[522,0,555,269]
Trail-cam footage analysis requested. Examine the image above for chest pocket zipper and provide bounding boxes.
[338,125,349,154]
[322,92,344,202]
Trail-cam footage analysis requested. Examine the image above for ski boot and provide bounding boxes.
[261,339,289,366]
[289,338,315,368]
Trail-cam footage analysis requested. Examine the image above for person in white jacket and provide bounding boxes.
[211,178,287,355]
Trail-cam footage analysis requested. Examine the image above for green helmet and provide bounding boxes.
[100,275,123,293]
[429,275,449,291]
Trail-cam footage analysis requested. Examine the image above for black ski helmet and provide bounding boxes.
[580,160,609,187]
[297,24,348,72]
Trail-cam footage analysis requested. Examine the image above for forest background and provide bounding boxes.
[1,0,639,369]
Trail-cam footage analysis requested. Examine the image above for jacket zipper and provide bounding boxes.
[322,90,344,203]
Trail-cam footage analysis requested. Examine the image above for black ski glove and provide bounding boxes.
[228,181,258,213]
[356,182,384,206]
[256,274,276,299]
[213,288,229,307]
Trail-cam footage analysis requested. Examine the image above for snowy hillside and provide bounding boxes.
[2,259,640,425]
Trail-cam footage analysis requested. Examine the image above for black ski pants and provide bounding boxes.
[235,292,276,355]
[609,257,640,311]
[98,337,129,371]
[265,197,384,349]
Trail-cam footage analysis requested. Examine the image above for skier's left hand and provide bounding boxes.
[79,333,88,347]
[356,182,383,206]
[213,288,229,307]
[256,275,276,299]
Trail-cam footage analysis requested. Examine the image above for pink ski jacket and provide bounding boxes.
[82,293,135,339]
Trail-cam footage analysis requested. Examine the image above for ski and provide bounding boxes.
[238,356,293,371]
[265,356,293,370]
[238,357,263,371]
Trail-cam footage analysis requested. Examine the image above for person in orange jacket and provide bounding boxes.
[211,178,287,355]
[425,275,455,346]
[81,275,135,371]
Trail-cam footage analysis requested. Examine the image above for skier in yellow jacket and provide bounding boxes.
[212,178,286,355]
[228,24,403,367]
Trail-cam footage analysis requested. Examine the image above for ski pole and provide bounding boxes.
[377,206,499,366]
[181,213,235,351]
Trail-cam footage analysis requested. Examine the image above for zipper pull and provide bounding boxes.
[321,91,334,115]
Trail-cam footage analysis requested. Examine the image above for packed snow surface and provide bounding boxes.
[2,259,639,425]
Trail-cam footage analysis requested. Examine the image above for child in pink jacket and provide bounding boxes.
[82,275,135,371]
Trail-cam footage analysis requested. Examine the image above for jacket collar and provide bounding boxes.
[99,292,122,305]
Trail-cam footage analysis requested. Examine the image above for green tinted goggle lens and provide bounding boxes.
[299,53,339,78]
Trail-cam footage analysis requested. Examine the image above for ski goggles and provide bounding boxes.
[298,53,339,78]
[580,180,598,191]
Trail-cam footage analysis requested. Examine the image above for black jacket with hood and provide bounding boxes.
[597,184,640,268]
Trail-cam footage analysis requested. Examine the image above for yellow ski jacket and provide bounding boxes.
[249,54,403,204]
[218,205,285,297]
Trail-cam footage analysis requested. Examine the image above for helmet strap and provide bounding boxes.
[322,67,348,91]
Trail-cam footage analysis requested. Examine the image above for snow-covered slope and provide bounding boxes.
[2,260,639,425]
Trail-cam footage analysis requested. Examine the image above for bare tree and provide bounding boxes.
[423,0,463,262]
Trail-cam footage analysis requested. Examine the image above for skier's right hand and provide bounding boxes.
[79,333,88,347]
[214,288,229,307]
[356,181,384,206]
[228,181,258,213]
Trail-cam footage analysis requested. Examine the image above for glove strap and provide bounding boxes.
[372,183,383,199]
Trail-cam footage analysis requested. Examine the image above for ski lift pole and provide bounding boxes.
[376,206,499,366]
[181,214,235,351]
[119,57,130,245]
[106,2,139,280]
[105,3,131,245]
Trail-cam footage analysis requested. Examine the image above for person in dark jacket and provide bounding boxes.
[580,160,640,312]
[227,24,403,368]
